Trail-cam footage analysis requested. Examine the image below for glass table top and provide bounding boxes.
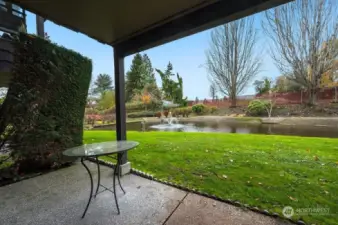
[63,141,139,157]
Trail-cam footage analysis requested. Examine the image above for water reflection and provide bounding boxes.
[146,121,338,138]
[93,121,338,138]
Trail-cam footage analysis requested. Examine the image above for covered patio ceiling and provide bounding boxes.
[8,0,292,56]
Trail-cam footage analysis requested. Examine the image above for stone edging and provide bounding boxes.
[93,158,306,225]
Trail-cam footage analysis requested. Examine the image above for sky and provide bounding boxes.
[24,11,280,100]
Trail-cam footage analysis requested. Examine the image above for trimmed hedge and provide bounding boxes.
[0,33,92,172]
[128,111,155,118]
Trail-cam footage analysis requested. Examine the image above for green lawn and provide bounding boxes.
[84,131,338,225]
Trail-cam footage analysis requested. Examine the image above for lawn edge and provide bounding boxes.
[91,157,306,225]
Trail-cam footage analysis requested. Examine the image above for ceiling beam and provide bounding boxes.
[115,0,292,56]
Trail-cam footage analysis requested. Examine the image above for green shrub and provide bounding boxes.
[126,102,144,112]
[247,100,269,116]
[0,33,92,173]
[210,106,218,114]
[192,104,206,114]
[128,111,155,118]
[172,107,192,117]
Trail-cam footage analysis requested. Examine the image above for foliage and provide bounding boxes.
[100,102,147,115]
[93,74,113,96]
[98,90,115,110]
[141,93,151,105]
[125,53,156,101]
[126,102,145,111]
[247,100,270,116]
[142,54,156,84]
[253,77,272,95]
[171,107,192,117]
[206,17,261,107]
[180,98,188,107]
[127,111,155,118]
[210,106,218,114]
[320,59,338,88]
[263,0,338,105]
[274,75,303,92]
[86,131,338,225]
[192,104,206,114]
[0,33,92,173]
[156,62,186,104]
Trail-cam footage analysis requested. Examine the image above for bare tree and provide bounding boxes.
[209,83,217,100]
[263,0,338,105]
[206,17,261,107]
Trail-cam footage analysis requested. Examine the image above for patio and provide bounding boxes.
[0,162,291,225]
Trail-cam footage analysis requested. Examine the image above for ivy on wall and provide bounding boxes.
[0,33,92,172]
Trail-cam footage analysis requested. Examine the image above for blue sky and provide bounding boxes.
[25,11,280,100]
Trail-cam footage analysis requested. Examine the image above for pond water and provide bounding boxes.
[93,120,338,138]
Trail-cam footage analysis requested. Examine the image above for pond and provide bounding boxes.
[93,120,338,138]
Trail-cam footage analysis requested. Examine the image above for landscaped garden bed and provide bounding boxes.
[84,130,338,225]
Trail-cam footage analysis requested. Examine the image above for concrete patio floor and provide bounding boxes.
[0,161,291,225]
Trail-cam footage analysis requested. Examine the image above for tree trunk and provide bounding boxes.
[308,88,317,106]
[230,97,237,108]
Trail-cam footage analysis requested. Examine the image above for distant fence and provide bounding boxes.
[189,87,338,107]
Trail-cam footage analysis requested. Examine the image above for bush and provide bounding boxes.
[155,111,162,118]
[247,100,269,116]
[210,106,218,114]
[128,111,155,118]
[192,104,206,114]
[126,102,144,112]
[172,107,192,117]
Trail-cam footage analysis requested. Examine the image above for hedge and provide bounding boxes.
[127,111,155,118]
[0,33,92,173]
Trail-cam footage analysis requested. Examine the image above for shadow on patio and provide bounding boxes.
[0,162,291,225]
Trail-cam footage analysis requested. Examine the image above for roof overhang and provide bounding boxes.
[8,0,292,56]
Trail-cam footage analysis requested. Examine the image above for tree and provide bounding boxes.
[253,77,272,95]
[98,90,115,110]
[142,54,156,84]
[156,62,186,104]
[125,53,143,101]
[263,0,338,105]
[206,17,261,107]
[209,83,217,100]
[125,53,156,101]
[274,75,303,92]
[93,74,113,96]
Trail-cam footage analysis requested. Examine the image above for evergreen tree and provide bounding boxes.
[142,54,156,84]
[93,74,113,96]
[125,53,144,101]
[125,53,157,102]
[156,62,185,104]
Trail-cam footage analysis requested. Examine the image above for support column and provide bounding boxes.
[114,47,130,175]
[36,15,45,37]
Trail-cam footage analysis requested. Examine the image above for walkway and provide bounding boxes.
[0,162,291,225]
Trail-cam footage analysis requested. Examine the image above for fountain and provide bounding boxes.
[150,110,186,130]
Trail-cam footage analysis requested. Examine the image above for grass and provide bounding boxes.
[84,131,338,225]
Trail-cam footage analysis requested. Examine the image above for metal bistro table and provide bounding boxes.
[63,141,139,218]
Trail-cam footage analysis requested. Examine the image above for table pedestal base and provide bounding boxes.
[81,156,125,218]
